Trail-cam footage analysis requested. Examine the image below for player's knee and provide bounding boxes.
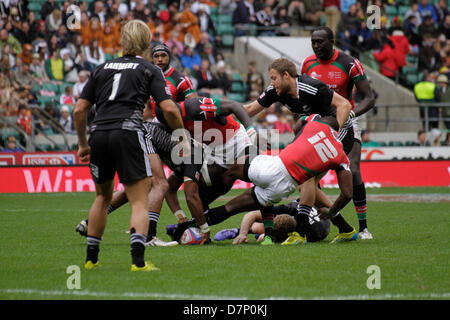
[154,177,169,194]
[342,187,353,200]
[350,165,360,177]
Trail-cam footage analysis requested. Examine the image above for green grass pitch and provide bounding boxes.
[0,187,449,300]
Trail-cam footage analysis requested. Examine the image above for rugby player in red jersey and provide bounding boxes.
[151,43,197,102]
[167,115,357,245]
[301,27,375,239]
[153,96,256,243]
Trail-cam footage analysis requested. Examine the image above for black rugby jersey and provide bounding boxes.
[144,122,202,183]
[80,54,171,131]
[257,74,334,117]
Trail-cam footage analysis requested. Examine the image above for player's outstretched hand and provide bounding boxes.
[232,234,248,245]
[78,145,91,162]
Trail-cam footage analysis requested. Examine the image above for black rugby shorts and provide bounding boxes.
[88,129,152,184]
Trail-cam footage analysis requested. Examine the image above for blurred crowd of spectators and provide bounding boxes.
[229,0,450,133]
[229,0,449,84]
[1,0,450,151]
[0,0,237,145]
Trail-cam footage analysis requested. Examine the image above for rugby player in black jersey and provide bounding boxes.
[241,58,354,244]
[76,43,198,247]
[74,20,188,271]
[77,96,257,245]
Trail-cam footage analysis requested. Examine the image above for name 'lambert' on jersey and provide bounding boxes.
[104,62,139,70]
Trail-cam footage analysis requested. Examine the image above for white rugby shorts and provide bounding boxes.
[248,155,297,207]
[203,124,252,169]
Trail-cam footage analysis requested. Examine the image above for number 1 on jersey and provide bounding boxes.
[109,73,122,101]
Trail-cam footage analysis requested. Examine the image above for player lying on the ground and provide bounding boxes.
[216,213,297,244]
[167,114,358,245]
[213,200,330,245]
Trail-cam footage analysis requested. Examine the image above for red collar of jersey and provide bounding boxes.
[317,49,339,64]
[164,65,175,77]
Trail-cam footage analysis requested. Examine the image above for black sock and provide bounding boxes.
[107,204,116,214]
[295,214,310,238]
[296,205,312,238]
[353,183,368,232]
[199,183,233,208]
[86,236,101,263]
[130,232,146,267]
[260,206,274,239]
[330,213,353,234]
[148,211,160,240]
[173,219,196,242]
[205,205,231,226]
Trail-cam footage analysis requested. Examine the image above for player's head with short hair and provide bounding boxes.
[152,43,171,70]
[311,27,335,61]
[320,116,339,131]
[268,58,298,78]
[272,214,297,243]
[268,58,298,96]
[120,19,152,56]
[312,26,334,40]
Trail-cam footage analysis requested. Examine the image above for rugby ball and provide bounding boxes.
[180,227,203,245]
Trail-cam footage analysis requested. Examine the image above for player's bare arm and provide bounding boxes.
[220,100,253,129]
[232,210,262,245]
[353,78,375,117]
[243,99,264,117]
[159,99,185,131]
[73,98,93,162]
[330,91,352,129]
[165,174,185,216]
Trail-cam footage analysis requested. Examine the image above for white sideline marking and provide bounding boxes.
[0,288,245,300]
[1,288,449,300]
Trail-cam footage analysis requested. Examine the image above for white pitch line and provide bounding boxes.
[1,288,449,300]
[0,288,245,300]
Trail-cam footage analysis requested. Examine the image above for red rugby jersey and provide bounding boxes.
[300,49,366,108]
[279,114,350,184]
[163,65,196,102]
[153,97,240,145]
[149,65,196,107]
